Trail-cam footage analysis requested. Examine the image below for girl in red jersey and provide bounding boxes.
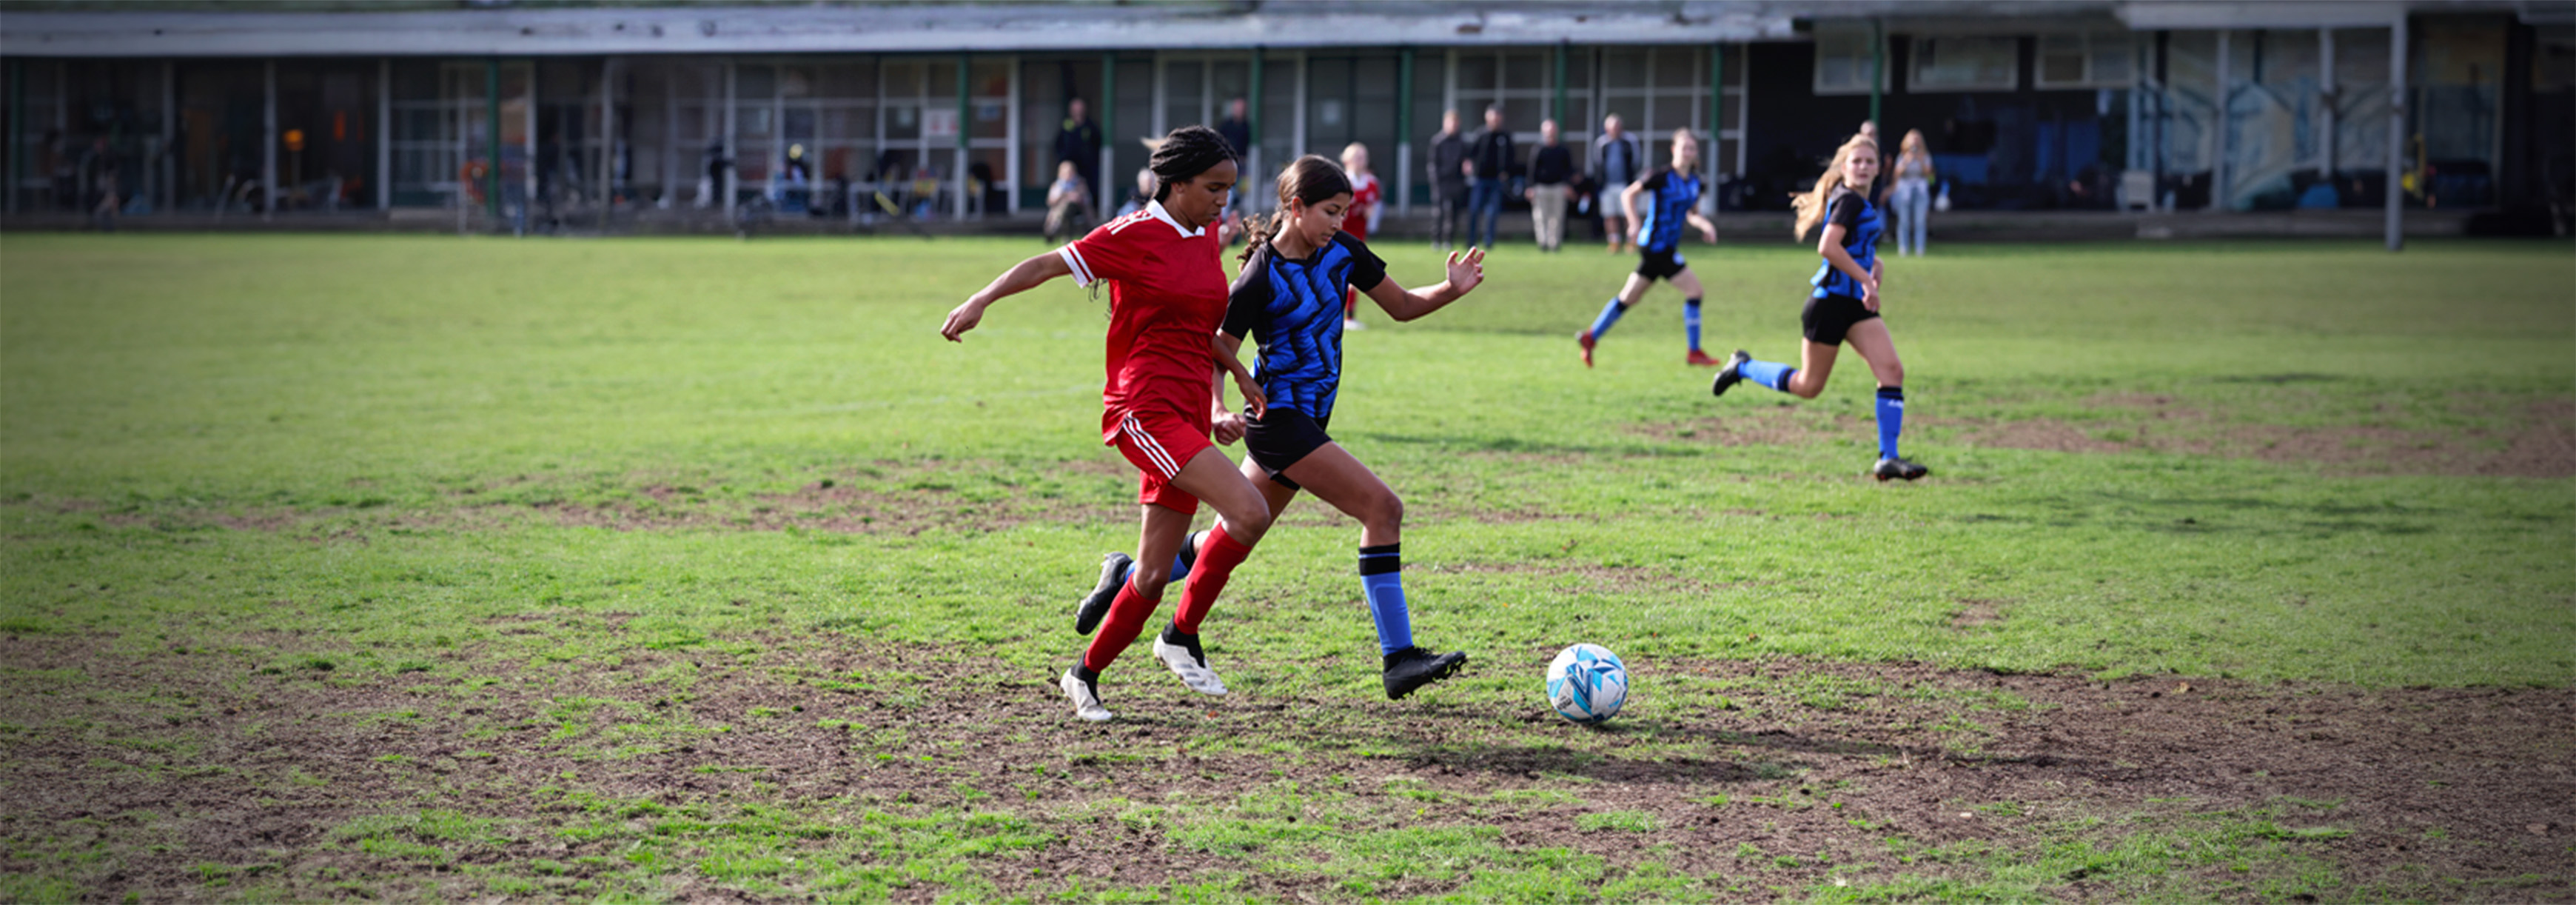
[1337,142,1383,331]
[941,126,1274,722]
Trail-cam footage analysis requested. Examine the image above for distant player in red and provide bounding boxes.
[1338,142,1383,331]
[942,126,1274,723]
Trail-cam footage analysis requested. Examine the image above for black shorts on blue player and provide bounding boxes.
[1709,132,1927,481]
[1577,128,1722,368]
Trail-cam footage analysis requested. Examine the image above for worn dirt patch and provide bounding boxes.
[2,632,2567,901]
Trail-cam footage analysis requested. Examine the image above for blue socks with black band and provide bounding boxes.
[1358,544,1412,656]
[1876,387,1905,459]
[1740,358,1797,392]
[1589,298,1629,338]
[1683,298,1703,351]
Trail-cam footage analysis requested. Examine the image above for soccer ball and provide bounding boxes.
[1546,643,1628,724]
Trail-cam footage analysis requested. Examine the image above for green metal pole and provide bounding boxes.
[486,58,502,219]
[956,53,970,218]
[1554,42,1568,123]
[7,59,23,214]
[1869,20,1884,132]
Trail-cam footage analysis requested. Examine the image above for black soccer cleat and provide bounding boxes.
[1708,350,1753,398]
[1074,552,1131,635]
[1871,457,1931,481]
[1381,646,1469,700]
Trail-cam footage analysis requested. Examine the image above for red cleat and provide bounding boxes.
[1577,330,1597,368]
[1686,349,1722,367]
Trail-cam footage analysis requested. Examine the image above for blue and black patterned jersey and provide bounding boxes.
[1809,186,1883,299]
[1221,232,1390,423]
[1633,167,1703,253]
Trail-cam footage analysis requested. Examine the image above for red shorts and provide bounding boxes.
[1110,408,1212,513]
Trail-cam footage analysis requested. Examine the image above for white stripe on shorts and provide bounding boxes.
[1121,413,1180,478]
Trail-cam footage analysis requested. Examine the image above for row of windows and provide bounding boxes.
[1814,30,2138,95]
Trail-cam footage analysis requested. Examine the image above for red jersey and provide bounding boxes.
[1344,171,1382,242]
[1057,201,1230,443]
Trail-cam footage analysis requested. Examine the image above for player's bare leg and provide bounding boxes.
[1843,320,1926,481]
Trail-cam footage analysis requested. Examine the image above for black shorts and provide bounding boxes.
[1635,247,1688,281]
[1801,292,1882,345]
[1244,407,1333,490]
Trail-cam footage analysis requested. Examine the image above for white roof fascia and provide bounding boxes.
[0,4,1801,59]
[2116,1,2415,30]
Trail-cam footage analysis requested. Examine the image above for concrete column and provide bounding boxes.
[1099,53,1116,220]
[486,58,501,219]
[1709,41,1725,189]
[2385,15,2406,251]
[722,59,736,219]
[1248,49,1264,210]
[600,57,615,229]
[163,60,177,213]
[264,59,278,220]
[1396,47,1413,216]
[955,53,969,220]
[1005,56,1020,215]
[1869,19,1885,133]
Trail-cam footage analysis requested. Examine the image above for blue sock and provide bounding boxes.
[1117,530,1201,586]
[1876,387,1905,459]
[1588,298,1629,338]
[1358,544,1412,656]
[1740,358,1797,392]
[1683,298,1703,351]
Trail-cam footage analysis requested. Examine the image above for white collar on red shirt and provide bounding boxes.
[1146,199,1204,238]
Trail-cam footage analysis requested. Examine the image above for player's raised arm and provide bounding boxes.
[1366,247,1486,322]
[939,251,1074,342]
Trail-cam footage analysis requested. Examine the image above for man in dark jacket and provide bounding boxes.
[1053,98,1101,215]
[1426,110,1468,250]
[1525,118,1574,252]
[1463,105,1515,249]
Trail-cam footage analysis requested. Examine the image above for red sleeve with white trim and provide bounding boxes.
[1059,218,1147,287]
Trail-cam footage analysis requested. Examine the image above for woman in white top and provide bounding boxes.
[1888,130,1936,257]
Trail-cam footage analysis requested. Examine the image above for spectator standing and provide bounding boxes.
[1592,114,1643,254]
[1054,98,1103,213]
[1888,129,1935,256]
[1426,110,1469,251]
[1340,141,1383,330]
[1463,105,1515,250]
[1217,97,1252,233]
[1525,119,1574,252]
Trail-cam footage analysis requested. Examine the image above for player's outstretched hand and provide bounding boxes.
[939,300,986,342]
[1446,247,1486,295]
[1699,223,1718,244]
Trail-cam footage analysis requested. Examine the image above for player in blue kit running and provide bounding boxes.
[1577,128,1723,368]
[1708,133,1928,481]
[1078,155,1488,699]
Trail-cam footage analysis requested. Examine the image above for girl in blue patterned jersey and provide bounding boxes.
[1577,127,1723,368]
[1084,154,1488,701]
[1708,133,1928,481]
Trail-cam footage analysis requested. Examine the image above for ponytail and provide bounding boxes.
[1793,133,1879,241]
[1238,154,1355,264]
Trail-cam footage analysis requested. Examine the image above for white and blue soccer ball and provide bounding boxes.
[1546,642,1628,725]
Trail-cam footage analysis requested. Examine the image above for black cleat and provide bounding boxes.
[1074,552,1130,635]
[1871,457,1930,481]
[1381,647,1469,700]
[1708,350,1754,397]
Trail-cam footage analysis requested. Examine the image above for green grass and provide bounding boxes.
[1,233,2570,901]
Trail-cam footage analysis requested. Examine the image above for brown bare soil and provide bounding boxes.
[4,633,2567,901]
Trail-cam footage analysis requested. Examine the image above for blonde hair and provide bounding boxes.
[1792,133,1880,240]
[1900,129,1935,182]
[1340,141,1370,171]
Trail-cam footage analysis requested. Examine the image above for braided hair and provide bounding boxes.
[1240,155,1354,263]
[1148,124,1236,203]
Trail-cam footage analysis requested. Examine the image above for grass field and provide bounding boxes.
[2,233,2572,901]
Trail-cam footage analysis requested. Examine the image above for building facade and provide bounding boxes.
[4,1,2568,232]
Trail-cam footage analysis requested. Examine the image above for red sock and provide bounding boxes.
[1173,523,1255,635]
[1081,579,1161,673]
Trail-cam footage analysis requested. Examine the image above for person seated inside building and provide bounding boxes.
[1044,159,1091,242]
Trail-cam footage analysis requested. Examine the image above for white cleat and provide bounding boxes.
[1152,630,1229,696]
[1060,669,1113,722]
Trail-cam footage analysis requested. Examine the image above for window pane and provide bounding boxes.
[1653,49,1698,89]
[1503,52,1546,90]
[1605,50,1648,89]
